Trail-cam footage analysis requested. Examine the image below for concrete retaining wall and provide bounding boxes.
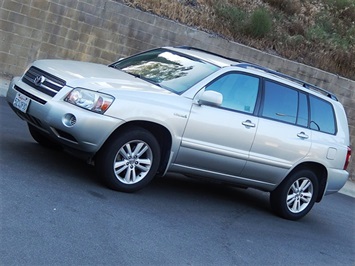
[1,0,354,178]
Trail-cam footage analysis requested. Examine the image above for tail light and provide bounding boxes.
[344,146,351,170]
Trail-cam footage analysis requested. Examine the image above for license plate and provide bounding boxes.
[13,92,30,113]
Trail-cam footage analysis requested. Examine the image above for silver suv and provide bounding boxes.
[6,46,352,220]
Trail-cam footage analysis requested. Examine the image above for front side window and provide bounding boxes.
[111,49,219,93]
[309,95,336,134]
[205,73,260,114]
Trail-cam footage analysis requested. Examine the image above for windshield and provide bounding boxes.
[111,48,220,93]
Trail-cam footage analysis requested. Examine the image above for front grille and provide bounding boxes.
[22,66,66,97]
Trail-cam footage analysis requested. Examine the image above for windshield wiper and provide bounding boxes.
[126,71,165,89]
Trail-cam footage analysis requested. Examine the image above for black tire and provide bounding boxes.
[96,127,161,192]
[270,169,319,220]
[28,123,61,149]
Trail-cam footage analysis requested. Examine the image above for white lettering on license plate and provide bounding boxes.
[13,92,30,113]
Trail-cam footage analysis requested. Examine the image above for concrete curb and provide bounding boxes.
[339,180,355,198]
[0,75,354,198]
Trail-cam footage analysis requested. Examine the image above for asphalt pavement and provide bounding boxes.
[1,96,354,265]
[1,74,354,198]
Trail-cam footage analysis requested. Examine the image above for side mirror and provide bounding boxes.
[198,90,223,107]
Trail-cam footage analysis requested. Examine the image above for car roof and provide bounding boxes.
[167,46,338,101]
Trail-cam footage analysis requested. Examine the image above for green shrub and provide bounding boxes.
[246,8,272,38]
[325,0,353,11]
[306,10,354,49]
[287,35,305,46]
[214,4,247,36]
[214,4,272,38]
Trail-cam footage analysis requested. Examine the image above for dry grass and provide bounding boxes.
[122,0,355,80]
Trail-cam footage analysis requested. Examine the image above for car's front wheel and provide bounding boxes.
[270,169,319,220]
[96,127,161,192]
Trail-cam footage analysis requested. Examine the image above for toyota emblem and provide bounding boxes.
[34,75,45,86]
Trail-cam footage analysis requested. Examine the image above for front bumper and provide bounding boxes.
[6,77,123,156]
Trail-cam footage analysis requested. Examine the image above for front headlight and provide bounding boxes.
[64,88,114,114]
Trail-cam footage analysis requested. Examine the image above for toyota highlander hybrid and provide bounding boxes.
[6,46,352,220]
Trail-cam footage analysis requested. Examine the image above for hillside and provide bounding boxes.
[122,0,355,80]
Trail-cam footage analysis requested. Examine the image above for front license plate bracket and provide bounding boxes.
[13,92,31,113]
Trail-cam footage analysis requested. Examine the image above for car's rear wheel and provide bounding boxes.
[96,127,161,192]
[28,123,61,149]
[270,169,319,220]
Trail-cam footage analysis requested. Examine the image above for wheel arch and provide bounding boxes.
[97,120,173,175]
[286,162,328,202]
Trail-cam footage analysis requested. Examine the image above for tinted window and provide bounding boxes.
[309,95,336,134]
[262,81,298,124]
[205,73,260,113]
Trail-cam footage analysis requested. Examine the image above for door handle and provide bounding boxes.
[297,132,309,139]
[242,120,256,128]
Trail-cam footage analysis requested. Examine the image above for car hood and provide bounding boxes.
[31,60,173,95]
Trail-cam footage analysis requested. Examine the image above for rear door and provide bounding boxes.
[241,80,312,185]
[175,72,260,177]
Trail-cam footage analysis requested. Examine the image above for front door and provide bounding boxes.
[174,72,261,178]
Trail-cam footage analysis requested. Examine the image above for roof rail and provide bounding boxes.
[237,63,338,101]
[175,46,244,64]
[176,47,338,101]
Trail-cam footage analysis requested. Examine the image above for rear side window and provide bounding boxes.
[262,81,308,126]
[309,95,336,134]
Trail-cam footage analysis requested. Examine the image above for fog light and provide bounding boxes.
[63,113,76,127]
